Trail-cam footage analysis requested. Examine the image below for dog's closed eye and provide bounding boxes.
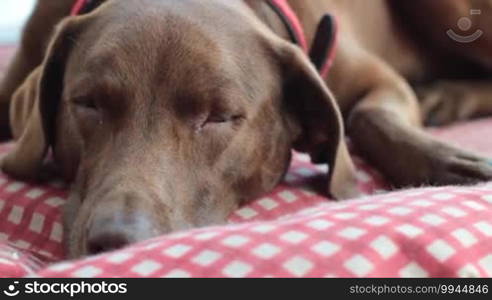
[205,113,244,124]
[198,112,245,131]
[71,97,103,127]
[72,97,99,111]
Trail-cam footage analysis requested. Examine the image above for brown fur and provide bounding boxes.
[0,0,492,257]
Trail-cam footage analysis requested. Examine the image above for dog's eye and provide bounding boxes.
[199,113,244,130]
[73,97,99,111]
[206,114,243,124]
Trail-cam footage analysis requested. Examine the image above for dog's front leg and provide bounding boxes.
[344,55,492,187]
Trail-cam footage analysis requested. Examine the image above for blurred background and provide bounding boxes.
[0,0,36,45]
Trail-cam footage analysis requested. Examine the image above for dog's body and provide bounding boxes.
[1,0,492,257]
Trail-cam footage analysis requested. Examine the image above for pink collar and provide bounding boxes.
[71,0,337,76]
[266,0,338,77]
[266,0,309,52]
[71,0,96,16]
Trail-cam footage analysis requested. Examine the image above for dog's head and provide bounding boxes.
[2,0,358,257]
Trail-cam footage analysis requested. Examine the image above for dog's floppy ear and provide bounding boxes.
[1,18,83,180]
[1,67,47,179]
[280,45,359,199]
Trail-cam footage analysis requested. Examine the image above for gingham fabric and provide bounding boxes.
[1,46,492,278]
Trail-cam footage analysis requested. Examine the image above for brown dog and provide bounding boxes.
[0,0,491,258]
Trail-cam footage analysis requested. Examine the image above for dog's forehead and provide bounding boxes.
[77,1,258,77]
[65,0,275,106]
[96,0,255,33]
[89,0,263,50]
[75,34,240,102]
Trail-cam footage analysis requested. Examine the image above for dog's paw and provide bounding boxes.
[417,81,479,126]
[383,136,492,188]
[418,141,492,186]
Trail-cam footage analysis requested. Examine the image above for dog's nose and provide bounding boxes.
[87,230,131,255]
[86,212,158,255]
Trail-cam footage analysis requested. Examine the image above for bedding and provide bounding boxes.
[0,46,491,278]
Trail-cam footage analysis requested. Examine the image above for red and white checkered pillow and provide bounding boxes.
[0,118,492,277]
